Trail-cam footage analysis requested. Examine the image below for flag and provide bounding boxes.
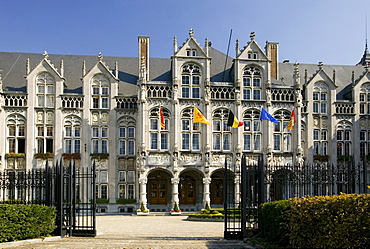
[260,108,278,123]
[193,107,210,125]
[227,110,244,128]
[287,110,297,130]
[160,108,165,129]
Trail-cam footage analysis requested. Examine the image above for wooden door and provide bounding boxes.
[211,179,223,204]
[149,180,167,205]
[179,177,195,204]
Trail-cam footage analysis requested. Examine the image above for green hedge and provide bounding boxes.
[287,194,370,248]
[260,200,290,247]
[188,213,224,219]
[116,198,136,204]
[0,204,56,243]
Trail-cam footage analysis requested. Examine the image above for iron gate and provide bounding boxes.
[224,155,370,239]
[0,159,96,237]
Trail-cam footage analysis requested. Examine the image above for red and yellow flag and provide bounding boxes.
[193,107,210,125]
[287,110,297,130]
[160,108,165,129]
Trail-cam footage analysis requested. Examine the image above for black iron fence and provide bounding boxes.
[0,160,96,237]
[224,156,370,239]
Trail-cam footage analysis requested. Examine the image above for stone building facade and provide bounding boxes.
[0,30,369,213]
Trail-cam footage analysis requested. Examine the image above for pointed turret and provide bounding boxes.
[357,40,370,66]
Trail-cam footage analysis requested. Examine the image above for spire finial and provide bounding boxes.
[250,32,255,41]
[189,28,194,38]
[43,51,49,59]
[98,52,103,61]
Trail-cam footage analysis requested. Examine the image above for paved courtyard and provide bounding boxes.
[1,215,256,249]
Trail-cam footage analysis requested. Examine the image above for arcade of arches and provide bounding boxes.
[141,169,234,211]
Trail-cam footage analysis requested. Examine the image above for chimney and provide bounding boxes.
[138,36,150,81]
[265,42,279,80]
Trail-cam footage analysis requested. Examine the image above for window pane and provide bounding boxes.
[192,76,200,85]
[128,140,135,155]
[182,76,189,85]
[254,134,261,150]
[150,133,158,149]
[102,140,108,153]
[18,126,25,136]
[127,171,135,182]
[47,127,53,136]
[213,133,221,150]
[93,127,99,137]
[127,184,134,199]
[38,127,44,136]
[119,140,126,155]
[192,134,199,150]
[101,127,108,138]
[38,85,45,94]
[243,78,251,86]
[182,134,190,150]
[182,87,190,98]
[102,87,109,95]
[75,127,81,137]
[223,134,231,150]
[65,127,72,137]
[119,128,126,138]
[119,184,125,199]
[161,133,168,150]
[213,121,221,131]
[8,125,15,136]
[313,103,319,113]
[243,89,251,99]
[182,120,190,131]
[8,138,15,153]
[150,119,158,130]
[74,140,81,153]
[65,140,72,154]
[244,134,251,150]
[274,135,281,150]
[102,98,108,108]
[93,98,99,108]
[128,128,135,138]
[47,85,54,94]
[192,88,200,98]
[93,140,99,153]
[253,89,261,100]
[244,121,251,131]
[253,78,260,87]
[93,87,99,95]
[253,120,261,131]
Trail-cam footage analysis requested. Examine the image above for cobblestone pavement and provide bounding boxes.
[1,215,256,249]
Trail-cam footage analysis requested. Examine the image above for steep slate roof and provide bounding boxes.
[278,62,366,100]
[0,49,367,100]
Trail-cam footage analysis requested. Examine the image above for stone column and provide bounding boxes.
[138,178,148,207]
[171,178,180,208]
[202,177,211,207]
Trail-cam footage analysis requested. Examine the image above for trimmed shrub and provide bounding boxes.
[0,204,55,243]
[259,200,290,247]
[116,198,136,204]
[287,194,370,248]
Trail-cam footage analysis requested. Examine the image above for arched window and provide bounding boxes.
[181,63,201,98]
[336,121,352,156]
[92,74,109,109]
[313,82,328,114]
[36,111,54,153]
[243,66,261,100]
[273,110,292,152]
[118,118,136,156]
[212,109,231,151]
[181,108,201,151]
[243,109,261,151]
[149,107,169,150]
[64,116,81,154]
[36,72,54,107]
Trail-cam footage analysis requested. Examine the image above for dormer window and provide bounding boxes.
[247,52,258,59]
[186,49,197,57]
[243,66,261,100]
[91,74,109,109]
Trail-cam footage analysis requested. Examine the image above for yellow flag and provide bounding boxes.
[193,107,210,125]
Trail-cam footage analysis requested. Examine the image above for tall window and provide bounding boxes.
[36,72,54,107]
[36,111,54,153]
[7,115,26,154]
[92,126,108,153]
[181,64,201,98]
[118,170,135,199]
[149,107,169,150]
[181,108,201,151]
[313,127,328,156]
[243,109,261,151]
[92,74,109,109]
[96,170,108,199]
[212,109,231,151]
[64,116,81,154]
[313,82,328,114]
[336,121,352,156]
[273,110,292,152]
[243,66,261,100]
[118,118,136,156]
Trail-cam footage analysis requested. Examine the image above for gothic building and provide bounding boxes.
[0,30,369,213]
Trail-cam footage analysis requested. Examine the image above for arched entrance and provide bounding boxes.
[210,169,234,206]
[178,170,204,210]
[270,168,295,201]
[147,170,172,206]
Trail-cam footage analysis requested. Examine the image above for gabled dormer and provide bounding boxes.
[82,53,119,110]
[26,51,65,108]
[174,29,208,58]
[236,32,269,62]
[171,29,211,101]
[304,62,337,115]
[351,67,370,115]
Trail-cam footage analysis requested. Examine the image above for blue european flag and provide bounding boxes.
[260,108,278,123]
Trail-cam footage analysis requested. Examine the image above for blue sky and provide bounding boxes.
[0,0,369,65]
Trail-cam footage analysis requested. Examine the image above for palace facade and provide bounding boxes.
[0,30,369,213]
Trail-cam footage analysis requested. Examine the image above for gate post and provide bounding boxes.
[241,154,247,238]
